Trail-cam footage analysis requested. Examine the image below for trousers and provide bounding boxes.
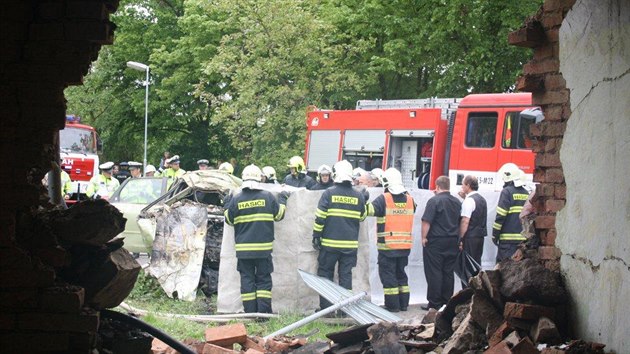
[237,257,273,313]
[317,248,357,309]
[378,253,410,311]
[423,237,459,309]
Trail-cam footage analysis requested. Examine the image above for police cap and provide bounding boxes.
[128,161,142,169]
[197,159,209,166]
[99,161,115,170]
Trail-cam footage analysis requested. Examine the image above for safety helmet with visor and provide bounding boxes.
[381,168,406,194]
[287,156,306,174]
[332,160,354,183]
[218,162,234,174]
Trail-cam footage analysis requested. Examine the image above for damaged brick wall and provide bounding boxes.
[510,0,630,351]
[0,1,119,352]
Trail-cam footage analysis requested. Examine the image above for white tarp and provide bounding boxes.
[148,201,208,301]
[217,186,500,314]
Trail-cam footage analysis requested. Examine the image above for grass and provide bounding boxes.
[121,270,347,342]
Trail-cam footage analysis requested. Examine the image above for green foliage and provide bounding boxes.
[142,313,207,341]
[65,0,542,170]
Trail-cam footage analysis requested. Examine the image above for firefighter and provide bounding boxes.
[162,155,186,180]
[370,168,384,187]
[224,164,289,313]
[262,166,278,184]
[197,159,210,170]
[283,156,316,189]
[367,168,416,312]
[218,162,234,175]
[115,161,131,184]
[311,164,333,190]
[86,161,120,199]
[128,161,143,178]
[493,163,530,262]
[144,164,157,177]
[312,160,368,310]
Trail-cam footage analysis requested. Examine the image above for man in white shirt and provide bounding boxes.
[458,175,488,267]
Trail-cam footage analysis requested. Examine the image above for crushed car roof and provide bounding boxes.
[180,169,242,191]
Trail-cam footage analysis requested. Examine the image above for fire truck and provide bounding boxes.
[304,92,536,191]
[59,115,102,202]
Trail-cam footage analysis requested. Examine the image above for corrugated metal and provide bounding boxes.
[307,130,340,172]
[298,270,402,324]
[343,130,386,152]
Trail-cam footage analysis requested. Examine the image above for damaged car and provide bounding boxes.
[136,170,242,301]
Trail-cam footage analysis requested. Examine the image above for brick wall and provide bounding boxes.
[0,1,118,352]
[508,0,576,271]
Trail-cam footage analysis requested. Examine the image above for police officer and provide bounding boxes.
[283,156,316,189]
[162,155,186,180]
[367,168,416,312]
[312,160,368,310]
[218,162,234,175]
[61,165,72,200]
[144,164,157,177]
[128,161,143,178]
[458,175,488,265]
[310,164,333,190]
[493,163,530,262]
[421,175,461,310]
[224,164,289,313]
[261,166,278,184]
[197,159,210,170]
[115,161,131,184]
[86,161,120,199]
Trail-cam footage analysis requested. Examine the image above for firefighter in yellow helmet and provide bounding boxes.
[261,166,278,184]
[283,156,315,189]
[366,167,416,312]
[223,164,290,313]
[493,163,530,263]
[219,162,234,175]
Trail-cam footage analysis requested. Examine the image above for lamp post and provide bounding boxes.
[126,61,150,172]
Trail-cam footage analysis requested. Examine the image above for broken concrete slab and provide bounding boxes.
[442,313,485,354]
[326,323,371,345]
[499,258,567,305]
[51,199,126,246]
[367,322,407,354]
[470,293,504,338]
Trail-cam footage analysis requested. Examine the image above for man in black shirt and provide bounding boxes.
[421,176,461,310]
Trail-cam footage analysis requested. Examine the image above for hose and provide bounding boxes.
[101,309,196,354]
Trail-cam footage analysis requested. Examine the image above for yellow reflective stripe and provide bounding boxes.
[493,222,502,230]
[224,210,233,225]
[367,203,375,216]
[234,213,274,224]
[313,223,324,232]
[327,208,361,219]
[315,208,328,218]
[500,233,526,241]
[235,242,273,251]
[256,290,272,299]
[377,232,412,237]
[496,207,507,216]
[383,287,399,295]
[508,206,523,213]
[399,285,410,293]
[513,193,529,201]
[321,238,358,248]
[377,217,386,224]
[275,204,286,221]
[241,292,256,301]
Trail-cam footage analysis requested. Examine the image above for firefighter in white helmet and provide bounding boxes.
[86,161,120,200]
[283,156,316,189]
[312,160,368,312]
[223,164,290,313]
[261,166,278,184]
[493,163,530,262]
[366,167,416,312]
[144,164,157,177]
[218,161,234,174]
[311,164,333,190]
[370,168,384,187]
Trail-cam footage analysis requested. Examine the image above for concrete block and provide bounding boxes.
[205,323,247,347]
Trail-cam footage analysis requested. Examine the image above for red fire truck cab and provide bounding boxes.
[304,93,536,191]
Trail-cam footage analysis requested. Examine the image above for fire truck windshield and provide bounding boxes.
[60,127,96,154]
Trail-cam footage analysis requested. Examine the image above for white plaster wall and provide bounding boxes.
[556,0,630,351]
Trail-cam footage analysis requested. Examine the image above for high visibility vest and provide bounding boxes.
[378,193,414,250]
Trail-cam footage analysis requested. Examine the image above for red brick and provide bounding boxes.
[504,302,555,321]
[533,90,569,105]
[265,339,291,353]
[484,340,512,354]
[508,22,545,48]
[539,246,562,260]
[516,74,545,93]
[554,185,566,199]
[243,337,265,352]
[545,168,564,183]
[511,337,539,354]
[543,259,561,272]
[543,105,563,121]
[244,349,264,354]
[544,137,562,153]
[543,0,576,13]
[203,343,238,354]
[534,43,555,61]
[535,215,556,229]
[0,289,38,310]
[529,123,542,138]
[32,246,70,268]
[541,229,557,245]
[545,199,565,212]
[40,286,85,313]
[541,12,565,28]
[488,321,514,348]
[523,59,560,75]
[530,316,560,344]
[0,268,55,288]
[542,121,567,136]
[18,308,99,332]
[541,349,567,354]
[0,246,33,270]
[544,74,566,90]
[205,323,247,347]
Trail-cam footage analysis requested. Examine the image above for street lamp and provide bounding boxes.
[126,61,150,172]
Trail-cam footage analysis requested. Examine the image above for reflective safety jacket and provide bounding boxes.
[224,188,286,259]
[163,168,186,179]
[493,183,529,242]
[313,182,368,254]
[86,174,120,198]
[61,170,72,197]
[368,192,416,257]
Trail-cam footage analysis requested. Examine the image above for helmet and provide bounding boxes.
[352,167,366,180]
[241,164,263,182]
[145,164,157,173]
[287,156,306,173]
[382,168,406,194]
[333,160,354,183]
[317,164,332,176]
[218,162,234,174]
[498,163,524,184]
[371,168,384,183]
[262,166,277,180]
